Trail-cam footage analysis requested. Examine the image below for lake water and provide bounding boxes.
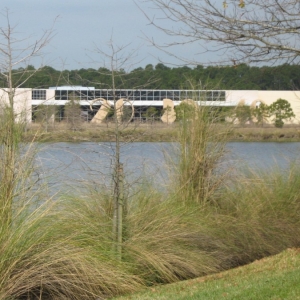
[35,142,300,194]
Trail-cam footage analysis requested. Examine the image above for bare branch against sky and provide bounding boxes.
[141,0,300,66]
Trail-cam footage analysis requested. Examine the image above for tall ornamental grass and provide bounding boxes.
[0,198,142,299]
[173,104,231,205]
[210,164,300,268]
[57,186,226,286]
[0,100,141,298]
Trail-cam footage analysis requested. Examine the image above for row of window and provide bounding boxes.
[32,89,226,101]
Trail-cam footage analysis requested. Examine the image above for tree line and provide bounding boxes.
[4,63,300,91]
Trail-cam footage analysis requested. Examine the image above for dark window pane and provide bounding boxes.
[32,89,46,100]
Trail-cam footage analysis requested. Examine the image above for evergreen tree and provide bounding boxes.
[268,99,295,128]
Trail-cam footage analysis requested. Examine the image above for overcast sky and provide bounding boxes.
[0,0,211,71]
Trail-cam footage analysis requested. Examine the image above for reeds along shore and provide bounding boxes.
[24,121,300,142]
[1,107,300,299]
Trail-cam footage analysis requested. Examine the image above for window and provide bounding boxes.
[55,90,68,100]
[95,90,102,98]
[166,91,174,99]
[209,91,226,101]
[133,91,141,101]
[32,89,46,100]
[80,90,88,100]
[161,91,167,98]
[118,90,128,98]
[218,91,226,101]
[88,90,95,100]
[147,91,154,101]
[141,91,147,101]
[154,91,160,101]
[173,91,180,101]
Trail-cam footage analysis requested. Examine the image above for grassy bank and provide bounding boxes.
[24,122,178,142]
[2,108,300,298]
[3,167,299,299]
[231,126,300,142]
[112,248,300,300]
[25,122,300,142]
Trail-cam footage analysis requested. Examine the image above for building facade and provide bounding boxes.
[2,86,300,124]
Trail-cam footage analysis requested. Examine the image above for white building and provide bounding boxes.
[2,86,300,124]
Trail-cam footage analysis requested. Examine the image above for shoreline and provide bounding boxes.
[24,123,300,143]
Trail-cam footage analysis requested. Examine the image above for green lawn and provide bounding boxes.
[113,248,300,300]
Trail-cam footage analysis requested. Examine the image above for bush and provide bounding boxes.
[269,98,295,128]
[275,118,284,128]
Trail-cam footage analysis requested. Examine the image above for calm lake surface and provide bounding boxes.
[35,142,300,193]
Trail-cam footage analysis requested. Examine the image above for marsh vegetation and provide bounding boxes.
[1,101,300,299]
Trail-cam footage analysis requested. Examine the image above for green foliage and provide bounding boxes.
[64,92,82,130]
[33,104,57,131]
[105,106,115,119]
[275,119,284,128]
[161,105,173,123]
[174,102,196,121]
[6,63,300,91]
[252,102,269,126]
[122,105,134,122]
[143,106,159,119]
[142,107,160,124]
[34,104,55,121]
[268,98,295,128]
[235,104,252,125]
[213,106,235,123]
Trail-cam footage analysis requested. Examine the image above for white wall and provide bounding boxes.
[0,88,32,123]
[226,90,300,124]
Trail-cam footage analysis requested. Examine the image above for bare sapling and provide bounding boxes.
[0,9,53,227]
[90,39,154,260]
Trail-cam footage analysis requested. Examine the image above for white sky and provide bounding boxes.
[0,0,212,71]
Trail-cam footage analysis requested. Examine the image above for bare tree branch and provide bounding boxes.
[0,8,56,89]
[140,0,300,65]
